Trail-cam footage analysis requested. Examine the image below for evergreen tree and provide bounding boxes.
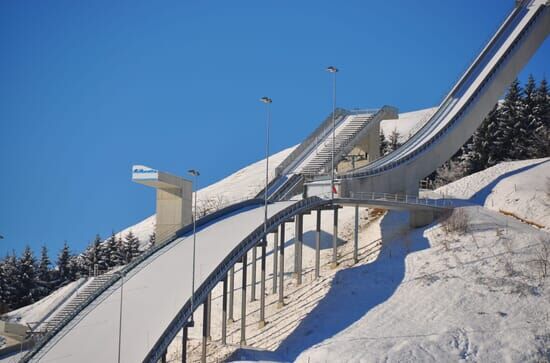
[387,128,402,154]
[379,130,389,156]
[123,231,140,263]
[38,245,51,283]
[532,77,550,157]
[145,233,156,250]
[496,79,525,160]
[461,105,499,173]
[0,253,18,310]
[57,242,71,283]
[83,235,102,275]
[105,232,120,268]
[17,246,38,307]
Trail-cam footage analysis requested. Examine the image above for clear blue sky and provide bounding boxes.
[1,0,548,258]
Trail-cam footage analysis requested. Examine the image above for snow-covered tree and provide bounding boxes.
[17,246,39,307]
[123,231,140,263]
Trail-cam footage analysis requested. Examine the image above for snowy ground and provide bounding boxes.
[5,107,550,362]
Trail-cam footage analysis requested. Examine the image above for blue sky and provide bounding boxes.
[0,0,548,258]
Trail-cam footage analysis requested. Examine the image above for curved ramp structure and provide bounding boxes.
[341,0,550,196]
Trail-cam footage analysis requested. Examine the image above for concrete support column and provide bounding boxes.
[294,216,299,277]
[278,222,285,308]
[315,209,321,279]
[240,253,248,346]
[228,266,234,322]
[181,326,188,363]
[406,184,434,228]
[201,297,209,363]
[259,237,267,328]
[354,205,359,264]
[206,292,212,341]
[272,230,278,294]
[251,246,257,302]
[221,275,228,345]
[296,214,304,285]
[332,207,339,268]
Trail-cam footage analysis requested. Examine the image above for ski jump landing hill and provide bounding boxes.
[21,1,550,362]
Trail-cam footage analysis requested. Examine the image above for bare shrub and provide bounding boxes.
[535,236,550,282]
[442,208,469,234]
[196,195,228,218]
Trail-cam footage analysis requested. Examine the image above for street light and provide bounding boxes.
[259,96,272,232]
[187,169,200,323]
[114,271,124,363]
[326,66,338,199]
[259,96,272,327]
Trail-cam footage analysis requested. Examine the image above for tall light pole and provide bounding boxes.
[259,96,272,328]
[260,96,272,231]
[115,271,124,363]
[187,169,200,323]
[326,66,338,199]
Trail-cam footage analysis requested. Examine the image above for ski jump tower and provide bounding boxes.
[132,165,192,244]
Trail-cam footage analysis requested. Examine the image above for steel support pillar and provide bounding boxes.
[272,230,278,294]
[332,207,339,268]
[315,209,321,279]
[294,215,300,277]
[161,351,167,363]
[181,326,188,363]
[251,245,257,302]
[221,274,228,344]
[354,205,359,264]
[259,237,267,328]
[240,253,248,346]
[201,297,208,363]
[228,266,234,322]
[278,222,285,308]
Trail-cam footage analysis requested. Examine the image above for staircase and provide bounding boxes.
[298,114,375,175]
[43,273,116,332]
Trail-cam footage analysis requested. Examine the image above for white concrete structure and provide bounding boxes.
[132,165,192,243]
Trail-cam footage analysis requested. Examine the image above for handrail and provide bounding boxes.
[342,4,545,181]
[275,108,349,177]
[346,191,453,208]
[20,198,265,362]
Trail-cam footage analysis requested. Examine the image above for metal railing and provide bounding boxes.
[347,191,453,209]
[275,108,349,177]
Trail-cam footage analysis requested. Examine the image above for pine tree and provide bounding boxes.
[38,245,51,283]
[57,242,71,283]
[145,233,156,250]
[496,79,525,161]
[461,105,499,173]
[0,253,19,310]
[105,232,120,268]
[18,246,38,307]
[83,235,102,275]
[532,77,550,157]
[379,130,389,156]
[387,128,402,154]
[123,231,141,263]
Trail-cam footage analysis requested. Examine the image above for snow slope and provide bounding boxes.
[436,158,550,229]
[380,107,438,142]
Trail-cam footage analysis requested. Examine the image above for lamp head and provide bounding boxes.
[326,66,338,73]
[188,169,200,177]
[260,97,272,104]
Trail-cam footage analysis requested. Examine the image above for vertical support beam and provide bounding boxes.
[331,207,339,268]
[294,216,299,277]
[259,237,267,328]
[272,230,278,294]
[315,209,321,279]
[206,292,212,341]
[228,266,234,322]
[251,245,257,302]
[240,252,247,346]
[161,351,167,363]
[354,205,359,264]
[181,325,188,363]
[201,297,208,363]
[278,222,285,308]
[221,274,228,345]
[297,214,303,285]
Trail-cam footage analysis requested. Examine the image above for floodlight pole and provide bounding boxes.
[326,66,338,200]
[187,169,200,323]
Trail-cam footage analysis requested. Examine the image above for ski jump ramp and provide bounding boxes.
[22,1,549,362]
